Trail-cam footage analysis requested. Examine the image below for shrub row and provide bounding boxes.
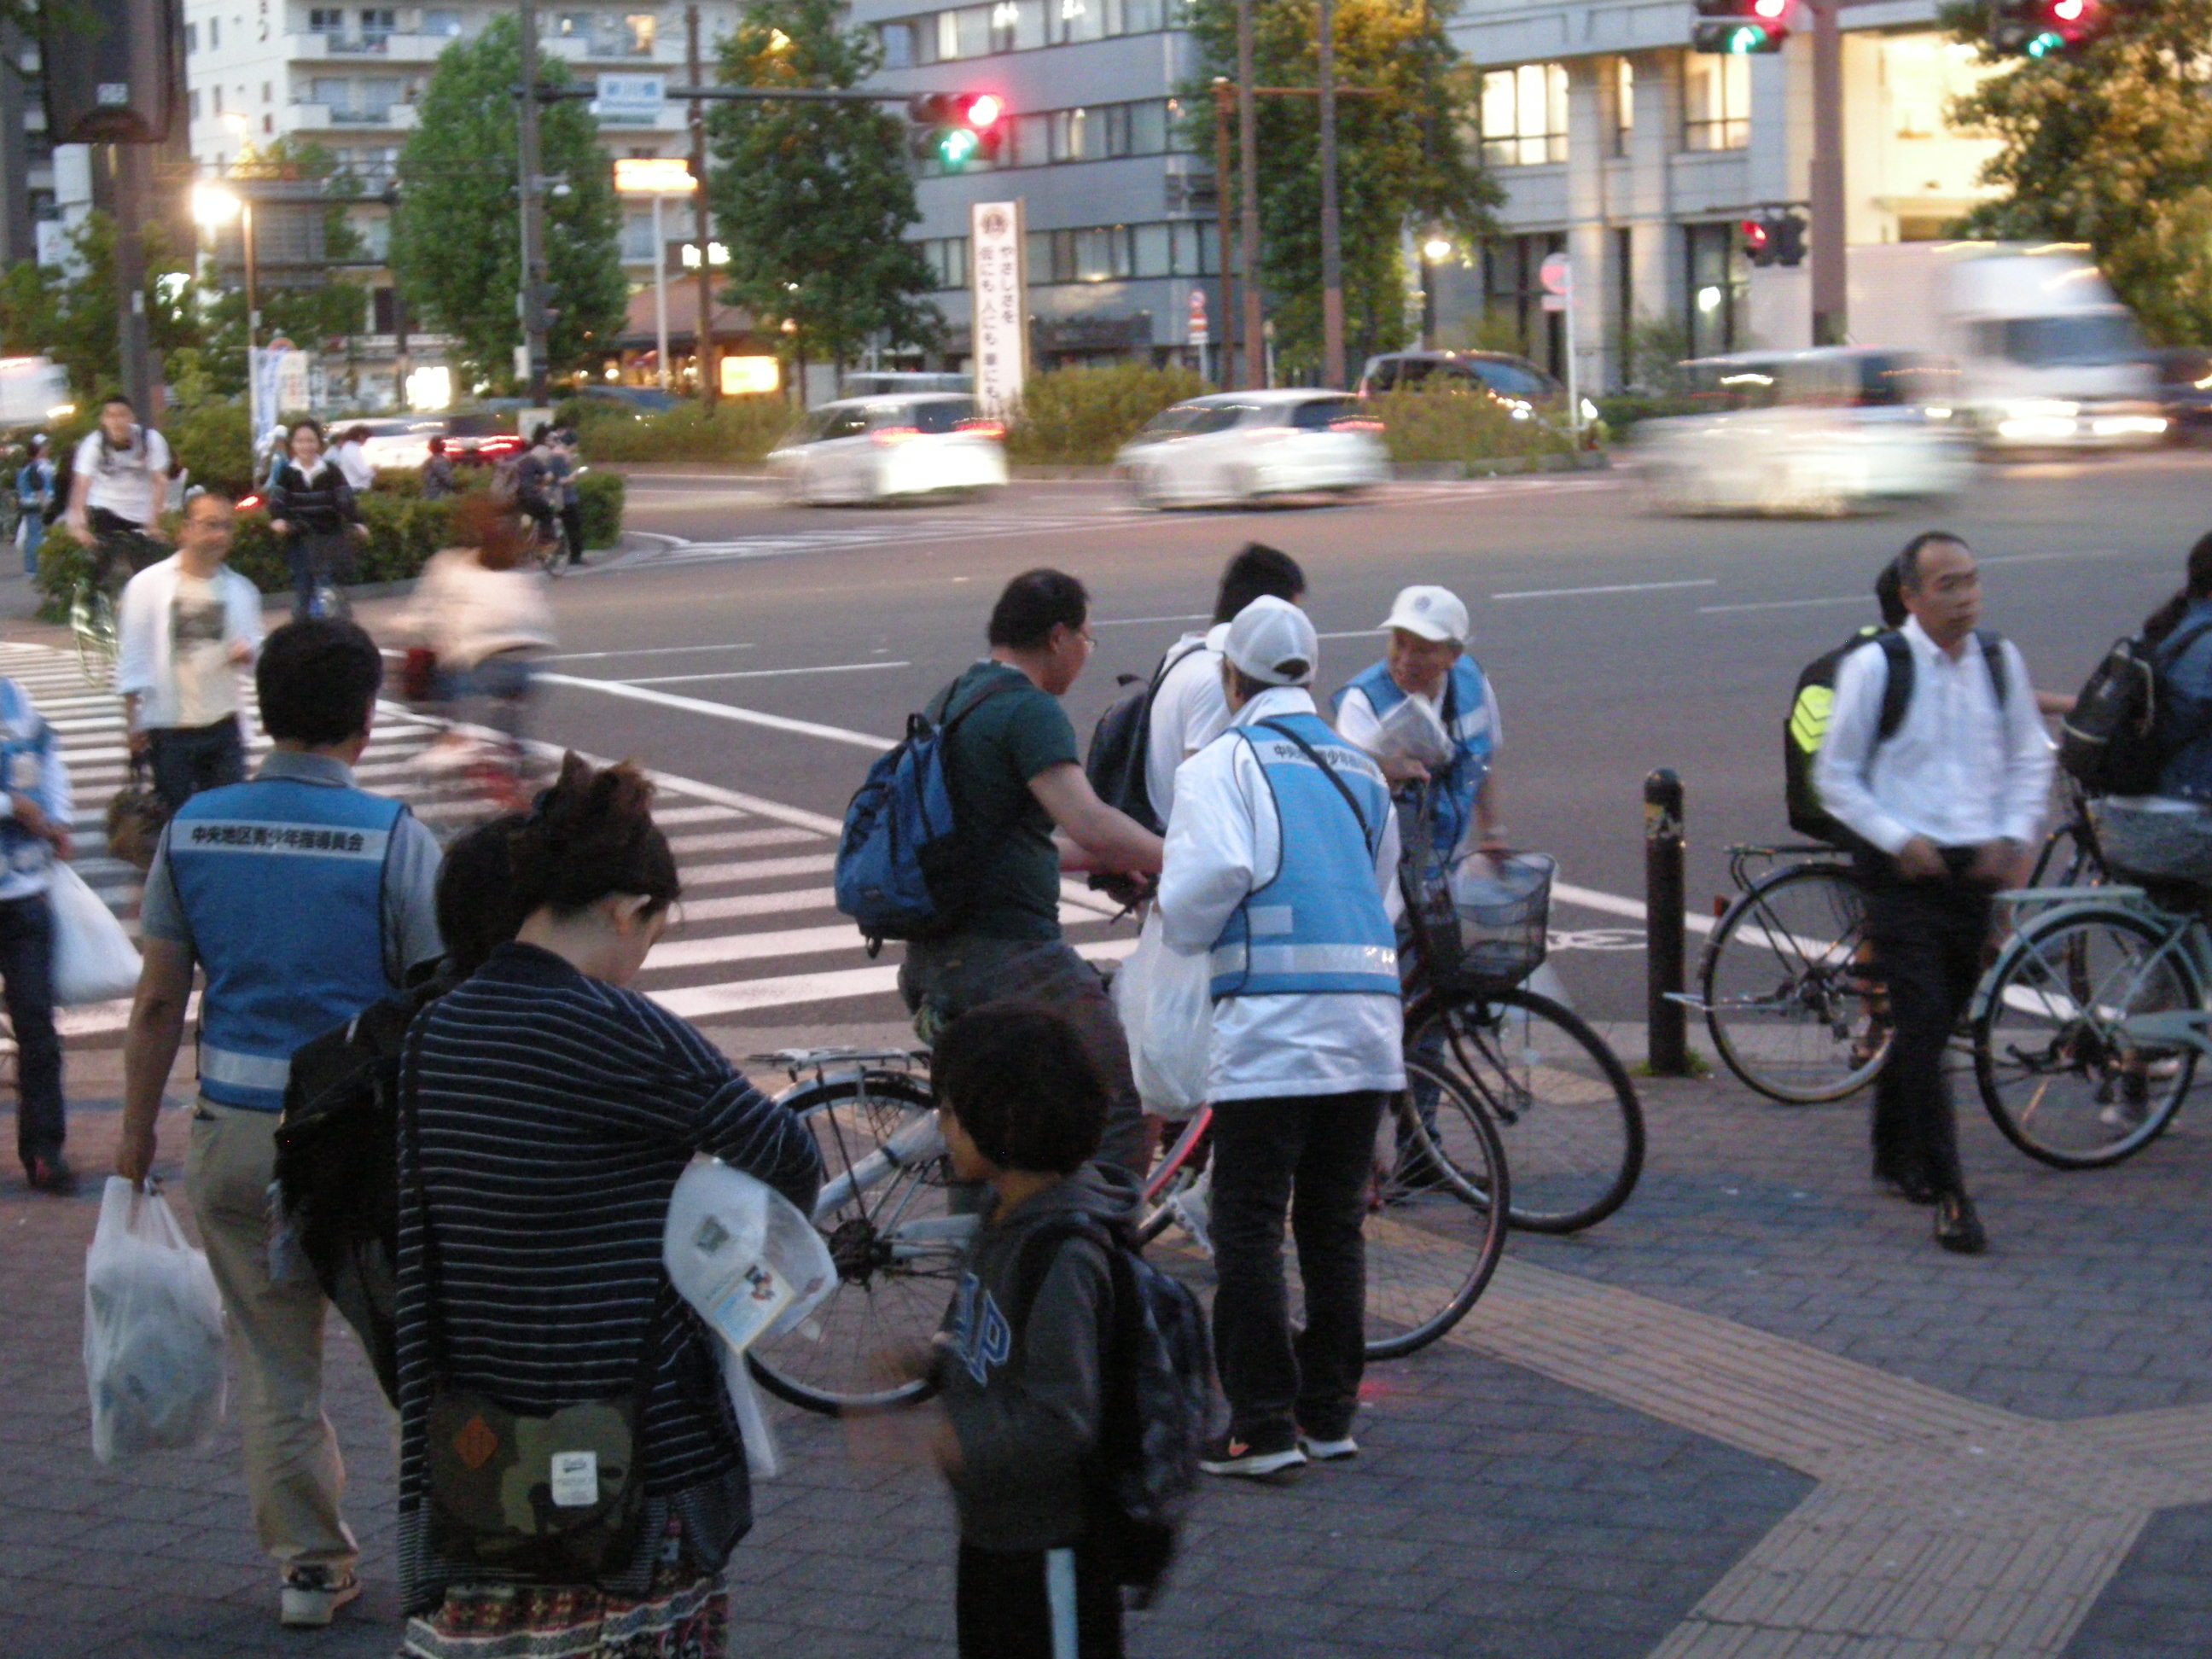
[32,470,626,621]
[1365,388,1582,470]
[1002,363,1213,466]
[556,398,795,463]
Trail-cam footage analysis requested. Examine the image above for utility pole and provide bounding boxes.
[1235,0,1260,389]
[688,3,719,405]
[1210,80,1236,387]
[1808,0,1846,345]
[1316,0,1344,389]
[516,0,550,402]
[110,145,155,415]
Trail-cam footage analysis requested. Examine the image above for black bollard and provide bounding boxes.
[1644,768,1689,1076]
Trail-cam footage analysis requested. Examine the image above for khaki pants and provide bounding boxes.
[186,1101,358,1574]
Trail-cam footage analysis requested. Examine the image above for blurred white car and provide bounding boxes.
[348,416,451,474]
[1635,349,1970,518]
[1115,390,1391,509]
[766,394,1009,505]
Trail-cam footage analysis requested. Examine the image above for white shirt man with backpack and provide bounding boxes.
[1158,597,1404,1477]
[1814,532,2052,1254]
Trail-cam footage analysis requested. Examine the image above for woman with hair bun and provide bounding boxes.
[394,754,822,1659]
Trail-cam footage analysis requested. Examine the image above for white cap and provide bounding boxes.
[1223,595,1318,687]
[1381,585,1470,644]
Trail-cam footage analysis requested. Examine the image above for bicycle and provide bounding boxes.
[67,518,162,688]
[1134,1054,1513,1360]
[1970,877,2203,1169]
[1396,797,1645,1232]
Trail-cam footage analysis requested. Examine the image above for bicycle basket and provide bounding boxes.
[1436,853,1556,990]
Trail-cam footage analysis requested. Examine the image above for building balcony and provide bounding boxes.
[282,101,417,132]
[285,29,456,62]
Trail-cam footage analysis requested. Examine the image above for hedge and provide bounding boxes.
[1004,363,1210,465]
[1367,387,1581,470]
[560,399,795,463]
[32,470,626,621]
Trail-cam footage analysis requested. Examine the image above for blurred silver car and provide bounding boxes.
[1635,349,1970,517]
[1115,390,1390,509]
[766,393,1009,505]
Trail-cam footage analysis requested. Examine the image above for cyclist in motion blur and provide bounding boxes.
[65,395,172,595]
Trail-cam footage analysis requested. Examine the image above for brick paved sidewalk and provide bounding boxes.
[0,1048,2204,1659]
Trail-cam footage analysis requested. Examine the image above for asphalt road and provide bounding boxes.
[403,450,2212,1025]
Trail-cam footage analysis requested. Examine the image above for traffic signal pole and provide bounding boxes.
[1236,0,1261,389]
[1808,0,1847,344]
[1316,0,1344,389]
[517,0,551,403]
[688,3,718,407]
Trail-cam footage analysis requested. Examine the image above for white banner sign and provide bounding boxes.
[970,200,1027,421]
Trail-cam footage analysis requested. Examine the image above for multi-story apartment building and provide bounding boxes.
[178,2,743,404]
[864,0,2005,391]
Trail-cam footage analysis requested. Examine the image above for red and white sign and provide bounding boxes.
[1187,288,1209,347]
[1540,251,1573,314]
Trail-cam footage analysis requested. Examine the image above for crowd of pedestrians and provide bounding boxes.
[0,440,2194,1658]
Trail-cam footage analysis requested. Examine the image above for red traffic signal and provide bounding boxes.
[1692,0,1791,52]
[1740,218,1773,265]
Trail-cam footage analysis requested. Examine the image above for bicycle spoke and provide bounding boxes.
[1703,863,1889,1103]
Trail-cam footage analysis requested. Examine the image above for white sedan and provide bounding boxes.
[766,393,1009,505]
[1115,390,1391,509]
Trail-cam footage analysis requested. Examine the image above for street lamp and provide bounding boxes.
[613,156,700,393]
[1419,236,1452,351]
[193,180,265,439]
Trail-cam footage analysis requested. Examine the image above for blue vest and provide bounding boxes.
[165,776,407,1110]
[1208,713,1400,1000]
[1334,657,1494,859]
[0,680,54,882]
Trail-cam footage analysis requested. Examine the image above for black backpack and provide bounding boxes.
[1785,629,2010,844]
[1016,1214,1214,1605]
[2059,616,2212,796]
[1084,639,1208,836]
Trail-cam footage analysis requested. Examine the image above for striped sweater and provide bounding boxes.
[394,941,823,1610]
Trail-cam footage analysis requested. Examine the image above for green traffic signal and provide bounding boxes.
[939,127,981,167]
[2025,26,2065,52]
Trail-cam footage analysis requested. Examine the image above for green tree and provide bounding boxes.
[1947,0,2212,345]
[0,260,55,357]
[705,0,939,379]
[43,212,201,399]
[1185,0,1499,376]
[391,15,626,390]
[196,139,375,399]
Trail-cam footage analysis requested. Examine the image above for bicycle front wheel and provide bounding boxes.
[1361,1059,1511,1359]
[1410,986,1644,1233]
[745,1068,968,1415]
[1701,861,1887,1103]
[1972,905,2200,1169]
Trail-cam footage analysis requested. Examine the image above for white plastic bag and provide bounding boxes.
[664,1159,836,1479]
[49,864,141,1007]
[83,1177,227,1464]
[1371,692,1455,771]
[1114,909,1211,1120]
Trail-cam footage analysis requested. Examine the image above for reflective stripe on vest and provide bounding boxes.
[1208,711,1400,1000]
[1335,657,1493,855]
[166,777,405,1111]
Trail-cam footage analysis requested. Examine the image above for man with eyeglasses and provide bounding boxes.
[899,568,1164,1175]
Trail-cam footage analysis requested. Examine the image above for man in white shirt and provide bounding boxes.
[118,491,265,810]
[66,396,172,584]
[1159,597,1403,1478]
[1814,532,2053,1254]
[1144,544,1305,828]
[329,427,375,493]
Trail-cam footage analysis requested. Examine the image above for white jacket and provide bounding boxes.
[1157,685,1406,1103]
[399,547,556,670]
[114,556,264,730]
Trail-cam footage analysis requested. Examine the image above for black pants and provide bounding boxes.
[147,718,245,812]
[1209,1091,1388,1443]
[559,501,585,566]
[957,1537,1124,1659]
[287,530,355,619]
[0,894,63,1167]
[1860,851,1994,1197]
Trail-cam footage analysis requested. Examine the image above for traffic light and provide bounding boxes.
[1989,0,2101,55]
[1692,0,1792,55]
[907,92,1008,170]
[40,0,185,143]
[1740,212,1807,269]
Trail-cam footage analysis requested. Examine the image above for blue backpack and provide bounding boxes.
[835,678,1016,952]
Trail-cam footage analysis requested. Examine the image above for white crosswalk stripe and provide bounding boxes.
[0,641,1138,1058]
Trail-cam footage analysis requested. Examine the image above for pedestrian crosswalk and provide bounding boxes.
[0,640,1139,1062]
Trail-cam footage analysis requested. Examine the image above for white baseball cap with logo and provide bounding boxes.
[1380,585,1470,645]
[1223,594,1319,687]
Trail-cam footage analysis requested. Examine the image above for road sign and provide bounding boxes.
[1188,288,1209,347]
[971,201,1028,420]
[592,73,666,125]
[1540,251,1572,312]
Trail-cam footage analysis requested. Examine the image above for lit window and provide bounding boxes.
[1612,58,1633,155]
[1480,63,1568,167]
[1683,52,1749,151]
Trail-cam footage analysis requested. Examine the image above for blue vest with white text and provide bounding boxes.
[0,680,55,883]
[165,777,406,1110]
[1208,713,1400,1000]
[1334,657,1494,859]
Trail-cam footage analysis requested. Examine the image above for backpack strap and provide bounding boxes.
[1251,718,1377,853]
[1870,628,2011,752]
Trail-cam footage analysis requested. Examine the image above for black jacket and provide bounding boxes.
[935,1161,1140,1551]
[265,459,359,537]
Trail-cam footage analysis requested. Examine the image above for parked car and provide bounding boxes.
[1358,350,1565,410]
[765,393,1009,505]
[1115,390,1389,509]
[2146,346,2212,445]
[1632,347,1970,517]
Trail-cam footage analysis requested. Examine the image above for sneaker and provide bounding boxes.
[26,1154,77,1196]
[280,1567,362,1628]
[1200,1430,1306,1481]
[1299,1432,1359,1462]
